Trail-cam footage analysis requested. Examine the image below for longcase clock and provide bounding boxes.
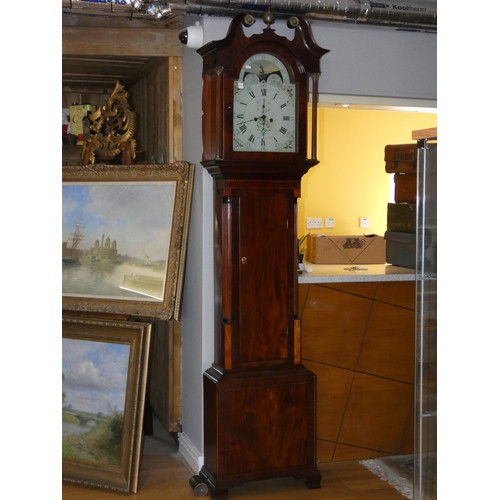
[193,13,328,500]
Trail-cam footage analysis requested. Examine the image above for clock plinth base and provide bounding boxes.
[201,365,321,499]
[198,466,321,500]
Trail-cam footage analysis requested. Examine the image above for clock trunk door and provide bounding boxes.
[232,186,295,368]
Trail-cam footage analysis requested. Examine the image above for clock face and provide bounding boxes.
[233,53,296,153]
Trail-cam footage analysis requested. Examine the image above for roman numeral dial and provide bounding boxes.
[233,53,296,153]
[233,81,296,152]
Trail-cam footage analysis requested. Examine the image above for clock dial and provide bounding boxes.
[233,81,296,152]
[234,53,296,153]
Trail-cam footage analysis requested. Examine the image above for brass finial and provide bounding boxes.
[263,10,275,27]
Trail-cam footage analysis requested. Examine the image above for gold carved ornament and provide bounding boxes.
[82,80,137,165]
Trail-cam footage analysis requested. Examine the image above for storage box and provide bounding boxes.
[306,234,386,265]
[387,203,416,233]
[69,104,96,145]
[394,173,416,203]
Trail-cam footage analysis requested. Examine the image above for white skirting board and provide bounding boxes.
[178,432,204,475]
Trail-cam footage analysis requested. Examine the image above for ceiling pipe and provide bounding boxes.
[62,0,178,21]
[62,0,437,32]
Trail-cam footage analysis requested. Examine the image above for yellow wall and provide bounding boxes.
[298,107,437,239]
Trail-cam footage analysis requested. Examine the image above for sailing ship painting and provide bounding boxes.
[62,181,176,301]
[62,223,84,265]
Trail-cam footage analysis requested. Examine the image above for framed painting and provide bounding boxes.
[62,162,194,320]
[62,316,151,493]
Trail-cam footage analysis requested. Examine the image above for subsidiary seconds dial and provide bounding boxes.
[233,81,296,152]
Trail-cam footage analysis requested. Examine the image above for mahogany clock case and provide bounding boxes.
[196,14,328,499]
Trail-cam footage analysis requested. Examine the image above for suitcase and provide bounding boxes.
[385,231,436,273]
[385,144,417,173]
[394,173,416,203]
[387,203,416,233]
[385,231,416,269]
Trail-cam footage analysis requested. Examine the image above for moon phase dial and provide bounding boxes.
[238,53,290,85]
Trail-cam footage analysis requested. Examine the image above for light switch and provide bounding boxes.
[325,217,335,228]
[359,217,370,228]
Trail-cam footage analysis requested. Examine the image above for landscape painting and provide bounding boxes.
[62,163,194,320]
[62,337,129,466]
[62,316,151,493]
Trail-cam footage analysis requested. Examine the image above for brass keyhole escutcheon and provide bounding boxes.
[241,256,247,264]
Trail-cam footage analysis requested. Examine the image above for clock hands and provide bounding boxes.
[235,94,273,135]
[234,78,295,151]
[256,97,269,134]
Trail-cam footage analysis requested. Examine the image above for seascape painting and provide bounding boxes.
[62,181,176,302]
[62,337,130,466]
[62,163,194,320]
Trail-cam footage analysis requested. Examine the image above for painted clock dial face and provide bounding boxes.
[233,53,296,153]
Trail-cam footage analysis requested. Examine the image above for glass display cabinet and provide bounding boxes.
[413,128,437,499]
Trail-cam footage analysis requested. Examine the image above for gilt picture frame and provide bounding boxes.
[62,316,151,493]
[62,162,194,320]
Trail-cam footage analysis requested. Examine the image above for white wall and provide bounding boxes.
[178,14,436,470]
[314,23,436,100]
[178,41,214,472]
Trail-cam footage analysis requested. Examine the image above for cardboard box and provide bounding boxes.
[306,234,386,265]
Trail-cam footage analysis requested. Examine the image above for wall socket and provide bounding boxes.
[325,217,335,228]
[359,217,370,228]
[306,217,323,229]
